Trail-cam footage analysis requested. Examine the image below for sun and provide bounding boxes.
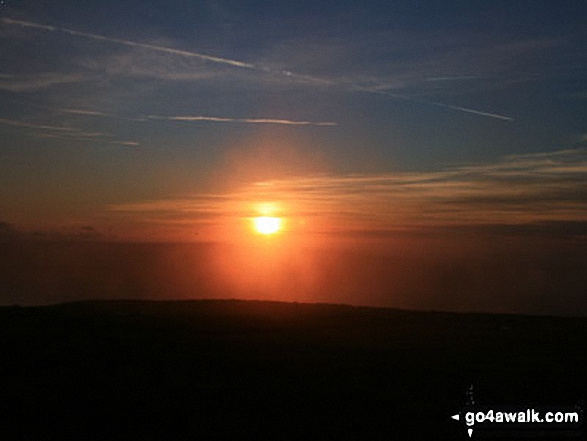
[253,216,281,235]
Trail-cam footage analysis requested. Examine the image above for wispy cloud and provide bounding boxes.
[2,16,515,122]
[261,33,566,120]
[1,17,57,32]
[78,48,232,82]
[34,131,113,139]
[147,115,338,126]
[112,140,140,146]
[1,117,140,145]
[34,132,139,146]
[59,108,109,117]
[0,72,88,92]
[354,86,514,121]
[57,107,147,122]
[0,117,75,131]
[2,17,255,69]
[425,76,483,82]
[423,100,514,121]
[107,148,587,234]
[276,72,514,121]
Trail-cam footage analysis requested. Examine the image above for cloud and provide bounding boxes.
[56,107,147,123]
[0,103,140,143]
[0,222,105,242]
[240,119,337,126]
[0,117,75,131]
[425,76,483,82]
[2,17,516,122]
[76,225,103,239]
[427,102,513,121]
[276,70,514,121]
[0,72,89,92]
[78,49,233,82]
[112,140,140,146]
[354,86,514,121]
[1,17,57,32]
[259,32,565,119]
[34,131,112,139]
[59,108,108,117]
[278,74,514,124]
[147,115,338,126]
[0,117,137,143]
[106,148,587,236]
[2,17,255,69]
[33,132,139,146]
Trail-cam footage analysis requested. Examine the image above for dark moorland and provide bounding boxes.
[1,300,586,440]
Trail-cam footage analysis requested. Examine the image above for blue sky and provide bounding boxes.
[0,1,586,241]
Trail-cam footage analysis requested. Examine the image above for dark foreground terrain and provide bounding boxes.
[1,300,586,440]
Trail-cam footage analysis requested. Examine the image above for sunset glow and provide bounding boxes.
[0,2,586,315]
[253,216,282,235]
[2,6,587,440]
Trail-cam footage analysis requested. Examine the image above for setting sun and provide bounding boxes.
[253,216,282,235]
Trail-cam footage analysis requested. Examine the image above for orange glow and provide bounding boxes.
[253,216,281,235]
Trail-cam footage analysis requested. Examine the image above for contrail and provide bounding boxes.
[2,17,513,122]
[2,17,255,69]
[355,87,514,121]
[147,115,338,126]
[421,101,513,121]
[1,17,57,31]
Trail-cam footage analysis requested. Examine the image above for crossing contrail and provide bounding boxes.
[2,17,513,122]
[2,17,255,69]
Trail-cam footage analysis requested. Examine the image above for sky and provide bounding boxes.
[0,1,586,312]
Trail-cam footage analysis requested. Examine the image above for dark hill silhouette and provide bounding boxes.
[1,300,586,439]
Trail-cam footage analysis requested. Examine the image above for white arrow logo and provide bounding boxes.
[451,413,472,437]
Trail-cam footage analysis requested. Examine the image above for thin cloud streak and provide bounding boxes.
[147,115,338,126]
[425,76,483,82]
[241,118,337,126]
[0,73,88,92]
[425,101,514,121]
[354,86,514,121]
[107,148,586,233]
[2,17,514,122]
[58,107,148,122]
[2,17,255,69]
[1,17,57,31]
[59,108,108,117]
[0,111,137,141]
[34,132,139,146]
[112,140,140,146]
[38,130,113,138]
[0,117,75,132]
